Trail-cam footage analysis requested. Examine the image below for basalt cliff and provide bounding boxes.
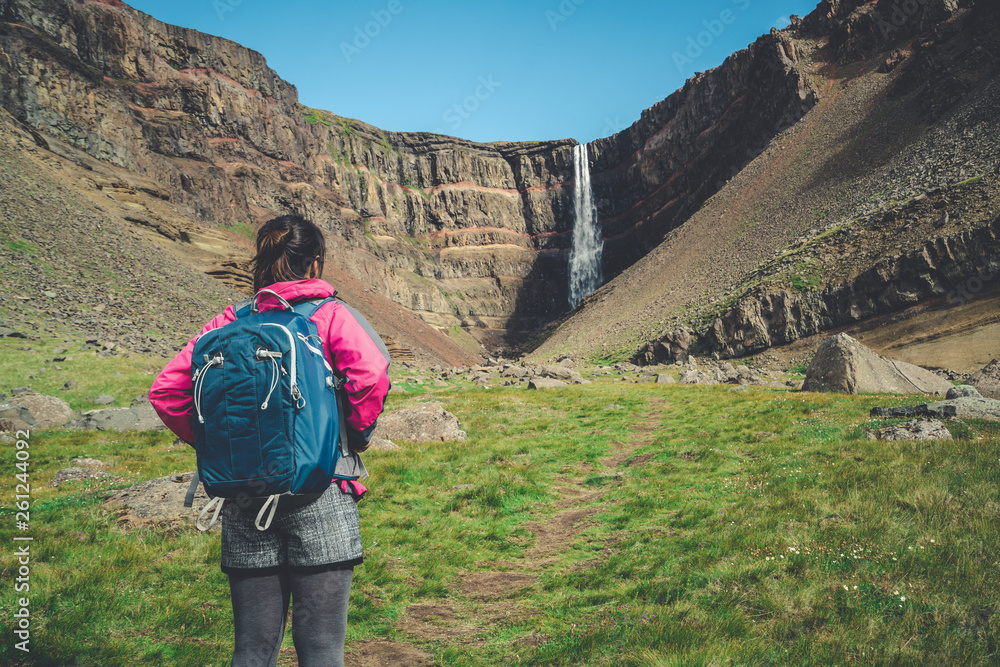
[0,0,818,359]
[533,0,1000,373]
[0,0,997,370]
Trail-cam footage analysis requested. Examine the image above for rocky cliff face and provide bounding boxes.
[589,29,818,275]
[802,0,970,62]
[632,0,1000,366]
[0,0,824,349]
[530,0,999,368]
[640,207,1000,365]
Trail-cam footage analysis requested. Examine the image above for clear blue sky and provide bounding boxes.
[126,0,819,144]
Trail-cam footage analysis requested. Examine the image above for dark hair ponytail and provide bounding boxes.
[252,215,326,292]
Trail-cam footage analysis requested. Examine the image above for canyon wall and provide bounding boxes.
[631,0,1000,366]
[0,0,822,348]
[589,28,817,274]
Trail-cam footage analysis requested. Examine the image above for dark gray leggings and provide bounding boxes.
[228,568,353,667]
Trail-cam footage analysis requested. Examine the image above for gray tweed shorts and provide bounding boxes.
[220,484,363,574]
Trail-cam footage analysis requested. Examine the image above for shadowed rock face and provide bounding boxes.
[589,29,818,275]
[638,217,1000,365]
[802,0,967,63]
[0,0,821,347]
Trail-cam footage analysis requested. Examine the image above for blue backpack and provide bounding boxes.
[186,289,370,531]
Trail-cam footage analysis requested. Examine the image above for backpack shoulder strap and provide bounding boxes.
[288,297,352,463]
[184,471,200,508]
[232,298,254,319]
[291,297,336,321]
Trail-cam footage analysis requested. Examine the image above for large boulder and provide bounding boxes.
[541,365,588,384]
[803,333,952,396]
[78,404,165,431]
[9,392,74,428]
[105,472,216,530]
[968,359,1000,400]
[375,402,467,442]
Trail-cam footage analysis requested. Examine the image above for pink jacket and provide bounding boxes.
[149,279,390,444]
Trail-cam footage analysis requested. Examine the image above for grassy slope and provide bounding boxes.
[2,346,999,665]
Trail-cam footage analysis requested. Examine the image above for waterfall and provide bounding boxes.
[568,143,604,309]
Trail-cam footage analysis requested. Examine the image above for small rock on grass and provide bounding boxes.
[8,392,74,428]
[865,418,952,442]
[80,404,164,431]
[528,378,566,390]
[376,402,467,442]
[367,436,399,452]
[0,417,32,433]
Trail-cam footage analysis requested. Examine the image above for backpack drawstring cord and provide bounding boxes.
[257,350,282,410]
[193,354,225,425]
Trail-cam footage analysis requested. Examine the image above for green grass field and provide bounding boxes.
[2,347,999,665]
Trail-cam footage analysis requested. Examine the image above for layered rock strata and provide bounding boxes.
[0,0,822,346]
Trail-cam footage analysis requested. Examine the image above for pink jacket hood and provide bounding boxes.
[149,279,389,444]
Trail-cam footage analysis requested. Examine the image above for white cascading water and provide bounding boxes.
[568,143,604,309]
